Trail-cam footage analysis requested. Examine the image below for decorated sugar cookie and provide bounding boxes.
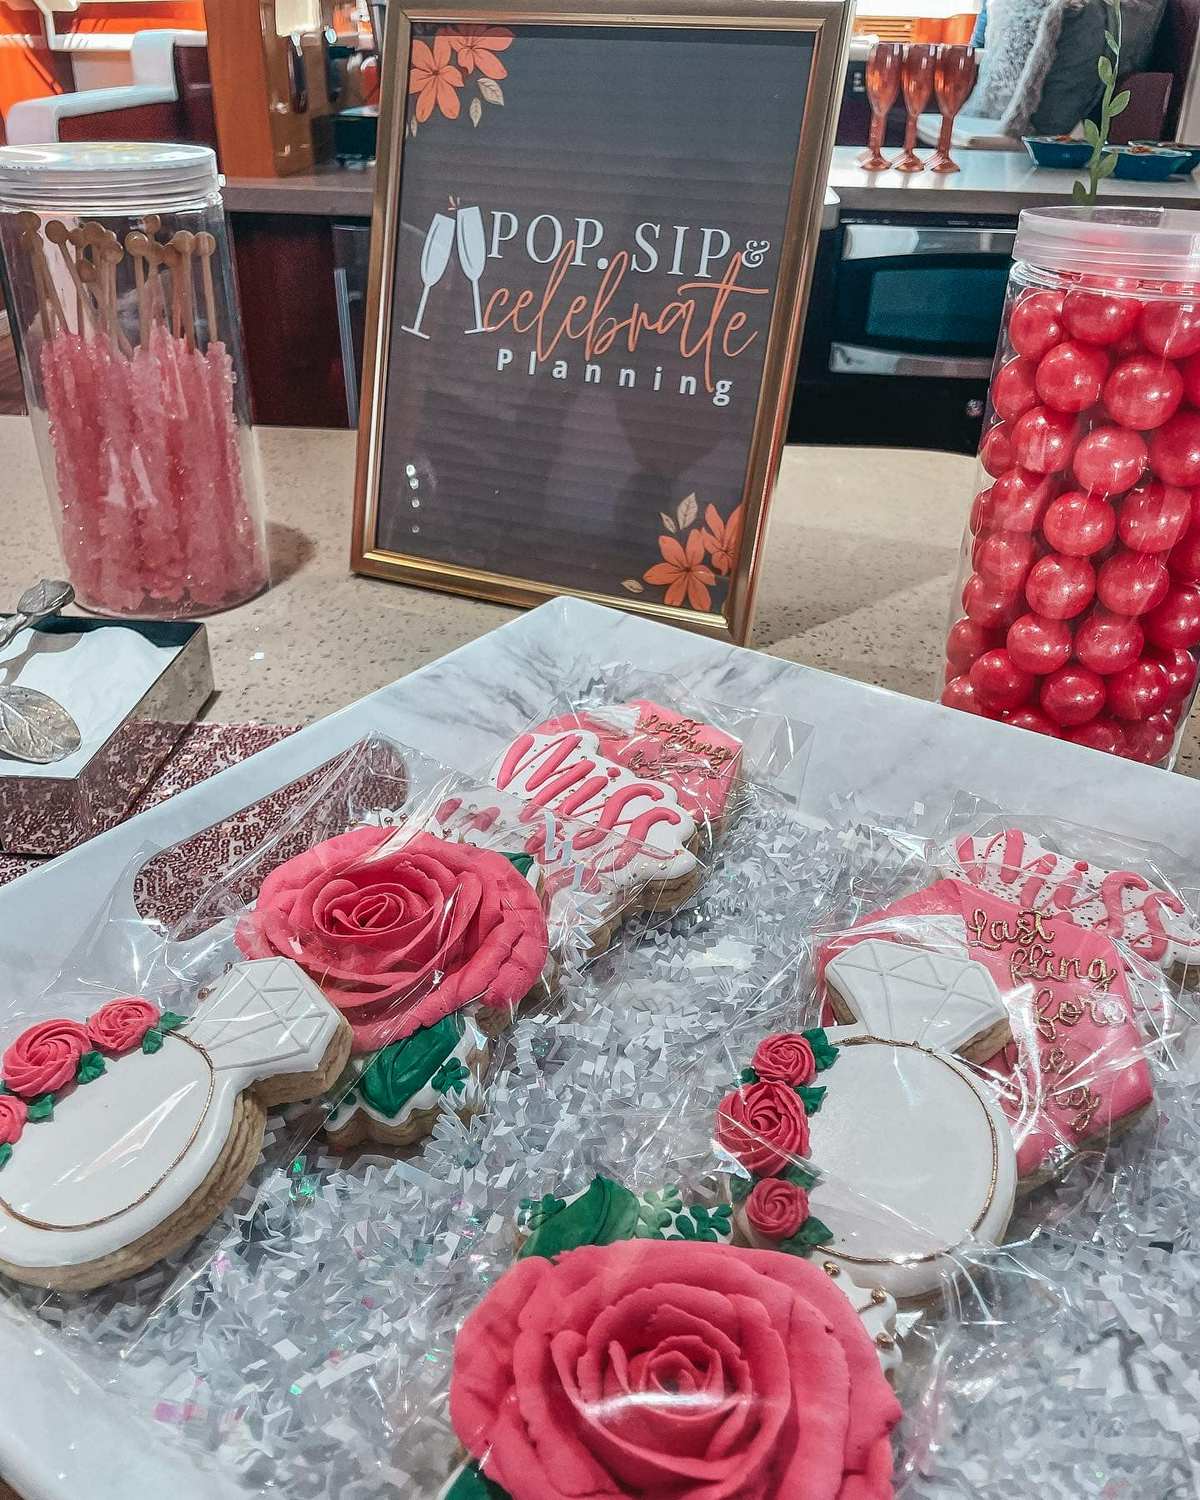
[718,942,1019,1302]
[0,958,350,1291]
[439,1176,901,1500]
[951,827,1200,975]
[835,878,1156,1182]
[323,1011,488,1148]
[235,828,550,1053]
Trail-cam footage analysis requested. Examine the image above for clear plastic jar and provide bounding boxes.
[0,142,268,618]
[943,206,1200,767]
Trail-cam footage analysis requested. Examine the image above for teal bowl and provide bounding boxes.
[1023,135,1092,169]
[1131,140,1200,176]
[1110,145,1191,180]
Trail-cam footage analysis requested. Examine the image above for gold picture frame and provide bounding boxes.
[351,0,853,643]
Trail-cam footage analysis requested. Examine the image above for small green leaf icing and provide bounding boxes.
[781,1215,834,1253]
[803,1027,839,1072]
[445,1462,510,1499]
[359,1014,465,1118]
[501,852,535,878]
[0,1143,11,1170]
[27,1094,54,1122]
[158,1012,187,1033]
[519,1176,641,1259]
[76,1051,107,1085]
[141,1028,164,1055]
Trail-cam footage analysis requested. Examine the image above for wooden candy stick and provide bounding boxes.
[196,231,220,345]
[99,232,132,356]
[15,212,53,336]
[44,220,98,335]
[171,230,196,351]
[124,231,149,343]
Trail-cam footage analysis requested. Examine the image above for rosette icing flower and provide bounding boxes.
[2,1019,90,1097]
[716,1079,811,1176]
[0,1093,28,1145]
[87,998,160,1054]
[751,1032,817,1086]
[450,1238,900,1500]
[745,1177,809,1240]
[235,827,549,1052]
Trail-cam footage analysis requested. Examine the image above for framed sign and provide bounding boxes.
[352,0,851,642]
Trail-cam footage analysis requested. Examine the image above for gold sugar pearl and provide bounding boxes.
[822,1261,840,1277]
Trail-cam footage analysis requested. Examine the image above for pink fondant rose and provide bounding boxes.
[752,1032,817,1086]
[2,1018,90,1097]
[450,1238,900,1500]
[745,1177,809,1240]
[87,997,160,1054]
[235,827,549,1052]
[0,1093,28,1145]
[716,1079,811,1176]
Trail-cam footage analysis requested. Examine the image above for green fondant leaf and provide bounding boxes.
[730,1175,753,1204]
[738,1066,759,1085]
[360,1014,464,1118]
[802,1028,839,1072]
[796,1085,826,1115]
[519,1176,640,1259]
[518,1193,565,1231]
[781,1216,835,1253]
[445,1461,510,1499]
[783,1163,818,1191]
[27,1093,54,1122]
[672,1204,732,1242]
[158,1012,187,1033]
[76,1051,107,1085]
[0,1080,9,1094]
[142,1028,164,1055]
[501,852,535,878]
[432,1058,471,1096]
[0,1143,10,1170]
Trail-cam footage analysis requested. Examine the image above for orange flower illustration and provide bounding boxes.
[444,25,513,79]
[410,35,463,122]
[644,530,716,611]
[701,503,743,575]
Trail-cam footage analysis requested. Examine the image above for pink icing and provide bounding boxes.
[822,878,1154,1177]
[449,1238,899,1500]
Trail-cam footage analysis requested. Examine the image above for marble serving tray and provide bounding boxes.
[0,615,213,855]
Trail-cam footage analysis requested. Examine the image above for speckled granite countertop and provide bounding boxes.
[0,415,1194,777]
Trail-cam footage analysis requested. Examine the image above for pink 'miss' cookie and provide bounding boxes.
[819,878,1155,1184]
[446,1238,900,1500]
[235,827,549,1052]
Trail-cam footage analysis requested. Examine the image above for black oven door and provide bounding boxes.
[831,220,1015,380]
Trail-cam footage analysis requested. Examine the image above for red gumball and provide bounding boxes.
[1024,553,1096,620]
[969,649,1035,710]
[1102,355,1184,430]
[1064,717,1126,754]
[1073,607,1144,675]
[1009,289,1065,361]
[1096,550,1170,615]
[1142,584,1200,649]
[979,424,1015,479]
[947,617,999,673]
[1106,658,1170,720]
[975,529,1037,589]
[991,358,1039,423]
[1011,405,1078,473]
[1116,481,1192,553]
[1040,664,1107,726]
[1168,526,1200,582]
[1148,411,1200,487]
[990,467,1057,530]
[1179,351,1200,408]
[970,486,995,534]
[1145,643,1199,706]
[1121,715,1175,765]
[1062,288,1141,346]
[1138,301,1200,360]
[1040,490,1115,556]
[1035,340,1109,414]
[1072,426,1147,496]
[942,674,988,715]
[1006,612,1073,673]
[962,571,1022,628]
[1004,706,1060,736]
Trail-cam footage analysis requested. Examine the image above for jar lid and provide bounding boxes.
[1015,205,1200,285]
[0,142,220,213]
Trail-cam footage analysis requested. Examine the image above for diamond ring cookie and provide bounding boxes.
[0,958,351,1291]
[718,941,1019,1303]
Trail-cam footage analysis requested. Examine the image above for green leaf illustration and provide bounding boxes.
[158,1012,187,1033]
[0,1143,10,1170]
[796,1084,826,1115]
[802,1028,839,1073]
[76,1051,107,1085]
[141,1028,164,1055]
[27,1093,54,1123]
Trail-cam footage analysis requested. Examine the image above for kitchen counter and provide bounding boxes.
[0,415,1195,777]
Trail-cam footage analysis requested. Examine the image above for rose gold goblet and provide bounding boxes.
[859,42,903,171]
[895,43,937,173]
[929,45,978,173]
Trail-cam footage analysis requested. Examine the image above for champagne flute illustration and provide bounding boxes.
[456,205,488,334]
[402,211,454,339]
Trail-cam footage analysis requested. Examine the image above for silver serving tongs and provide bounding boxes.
[0,578,83,764]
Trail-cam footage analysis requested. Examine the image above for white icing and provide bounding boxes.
[808,940,1018,1301]
[326,1015,487,1132]
[490,728,698,889]
[951,830,1200,971]
[0,959,341,1271]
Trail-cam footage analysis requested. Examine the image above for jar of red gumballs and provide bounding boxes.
[943,206,1200,767]
[0,143,268,619]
